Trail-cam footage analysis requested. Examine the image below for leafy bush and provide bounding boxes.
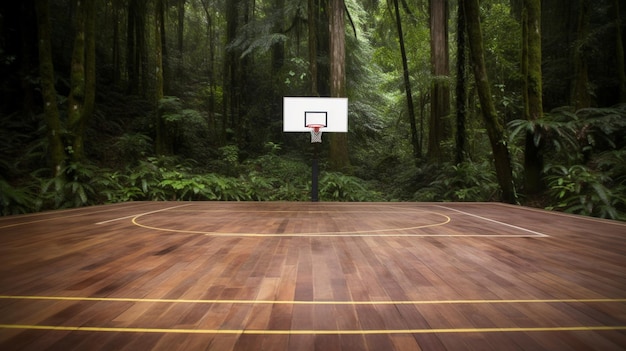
[413,161,499,202]
[0,177,38,215]
[111,133,153,165]
[319,172,383,201]
[544,163,625,220]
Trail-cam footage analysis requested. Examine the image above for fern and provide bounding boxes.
[414,161,498,202]
[319,172,382,201]
[544,164,625,220]
[0,178,37,215]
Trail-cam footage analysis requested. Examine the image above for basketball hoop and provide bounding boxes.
[307,124,324,143]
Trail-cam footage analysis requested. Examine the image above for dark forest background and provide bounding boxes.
[1,0,625,220]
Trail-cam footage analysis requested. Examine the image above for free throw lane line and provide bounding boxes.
[436,205,550,237]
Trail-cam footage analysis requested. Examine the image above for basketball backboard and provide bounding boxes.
[283,97,348,132]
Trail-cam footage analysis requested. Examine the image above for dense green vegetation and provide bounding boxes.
[1,0,625,220]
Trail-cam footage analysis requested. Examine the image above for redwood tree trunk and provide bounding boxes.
[616,0,626,102]
[35,0,65,177]
[155,0,172,155]
[571,0,591,109]
[428,0,451,162]
[523,0,544,194]
[67,0,95,162]
[308,0,318,95]
[455,0,467,164]
[329,0,350,171]
[463,0,516,203]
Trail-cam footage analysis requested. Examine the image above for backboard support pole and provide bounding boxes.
[312,143,319,202]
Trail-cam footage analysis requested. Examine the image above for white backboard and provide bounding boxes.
[283,97,348,132]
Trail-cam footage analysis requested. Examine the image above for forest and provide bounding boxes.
[1,0,625,220]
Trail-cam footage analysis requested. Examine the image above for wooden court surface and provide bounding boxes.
[0,201,625,350]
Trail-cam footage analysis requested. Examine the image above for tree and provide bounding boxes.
[393,0,420,162]
[176,0,186,80]
[310,0,331,96]
[455,0,467,164]
[462,0,516,203]
[199,0,219,137]
[522,0,544,194]
[308,0,319,95]
[428,0,451,162]
[111,0,123,87]
[155,0,173,155]
[35,0,65,177]
[571,0,591,109]
[329,0,350,171]
[127,0,147,96]
[67,0,96,161]
[616,0,626,102]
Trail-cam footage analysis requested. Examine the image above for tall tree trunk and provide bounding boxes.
[316,0,330,96]
[83,0,96,155]
[463,0,516,203]
[571,0,591,109]
[112,0,121,87]
[200,0,217,139]
[428,0,451,162]
[393,0,420,162]
[308,0,318,95]
[126,0,148,96]
[272,0,285,74]
[522,0,544,194]
[177,0,185,80]
[161,0,170,95]
[329,0,350,171]
[127,0,138,94]
[18,2,37,119]
[67,0,95,162]
[616,0,626,102]
[155,0,171,155]
[35,0,65,177]
[455,0,467,164]
[223,0,239,143]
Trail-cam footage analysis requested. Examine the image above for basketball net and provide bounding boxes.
[307,124,324,143]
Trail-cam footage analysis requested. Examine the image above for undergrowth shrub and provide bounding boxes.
[319,172,383,201]
[413,161,499,201]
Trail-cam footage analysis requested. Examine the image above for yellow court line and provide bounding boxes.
[1,295,625,305]
[1,324,625,335]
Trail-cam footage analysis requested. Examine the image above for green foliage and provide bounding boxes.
[414,161,499,202]
[38,162,114,209]
[508,105,626,219]
[0,177,37,215]
[544,164,625,220]
[319,172,383,201]
[112,133,153,163]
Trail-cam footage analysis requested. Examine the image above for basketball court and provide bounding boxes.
[0,201,625,350]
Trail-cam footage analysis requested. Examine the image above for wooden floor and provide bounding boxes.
[0,201,625,350]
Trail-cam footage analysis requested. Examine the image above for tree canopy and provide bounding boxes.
[1,0,625,220]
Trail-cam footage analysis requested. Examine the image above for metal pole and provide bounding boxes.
[312,143,319,202]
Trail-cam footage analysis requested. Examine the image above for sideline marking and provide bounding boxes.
[1,324,625,335]
[96,204,192,225]
[0,203,154,230]
[1,295,624,305]
[437,205,550,237]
